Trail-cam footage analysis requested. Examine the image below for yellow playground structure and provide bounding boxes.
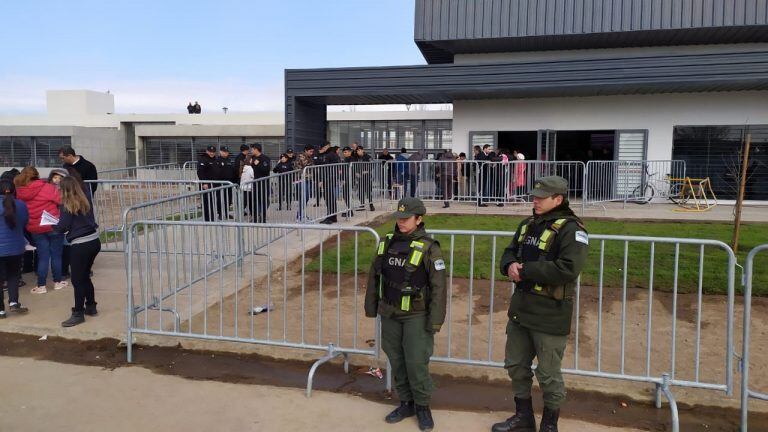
[667,177,718,212]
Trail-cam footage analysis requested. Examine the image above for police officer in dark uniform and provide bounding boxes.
[318,142,341,224]
[355,146,375,211]
[365,197,447,432]
[197,145,221,221]
[340,146,355,218]
[217,146,237,218]
[250,143,271,223]
[492,176,589,432]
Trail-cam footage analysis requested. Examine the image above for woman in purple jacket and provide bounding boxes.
[0,179,30,318]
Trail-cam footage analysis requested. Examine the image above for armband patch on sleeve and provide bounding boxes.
[575,231,589,245]
[434,259,446,271]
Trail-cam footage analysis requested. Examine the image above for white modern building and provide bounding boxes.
[0,90,452,172]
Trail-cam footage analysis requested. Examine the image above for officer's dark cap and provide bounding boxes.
[286,148,294,153]
[239,144,249,151]
[342,146,352,152]
[206,145,216,152]
[219,146,229,152]
[393,197,427,219]
[531,176,568,198]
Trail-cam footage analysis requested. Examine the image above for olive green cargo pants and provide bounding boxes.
[504,319,567,409]
[381,314,434,406]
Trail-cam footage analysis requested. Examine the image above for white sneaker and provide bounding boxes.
[31,286,47,294]
[54,281,69,290]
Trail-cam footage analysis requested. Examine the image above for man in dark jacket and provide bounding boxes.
[234,144,250,182]
[250,143,271,223]
[197,145,221,221]
[318,142,341,224]
[217,146,237,218]
[59,146,98,197]
[354,146,375,211]
[492,176,589,432]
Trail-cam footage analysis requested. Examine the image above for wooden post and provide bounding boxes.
[732,134,751,253]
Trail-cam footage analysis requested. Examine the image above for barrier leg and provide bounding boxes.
[660,373,680,432]
[306,343,347,398]
[654,383,662,409]
[386,359,392,392]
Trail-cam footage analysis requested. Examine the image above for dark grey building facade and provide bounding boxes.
[286,0,768,199]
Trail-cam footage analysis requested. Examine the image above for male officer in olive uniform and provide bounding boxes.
[365,197,447,432]
[492,176,589,432]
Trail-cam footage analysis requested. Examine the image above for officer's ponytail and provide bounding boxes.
[0,179,17,230]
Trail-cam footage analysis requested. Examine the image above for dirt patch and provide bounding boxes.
[0,331,759,431]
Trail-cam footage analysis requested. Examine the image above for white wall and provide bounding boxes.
[47,90,115,116]
[452,91,768,159]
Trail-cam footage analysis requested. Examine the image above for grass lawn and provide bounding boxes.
[307,214,768,296]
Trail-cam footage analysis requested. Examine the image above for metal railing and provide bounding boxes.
[124,220,742,431]
[88,179,233,251]
[125,221,387,397]
[740,244,768,432]
[584,160,687,207]
[99,163,189,181]
[477,161,585,206]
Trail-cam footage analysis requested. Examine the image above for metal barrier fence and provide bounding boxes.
[740,244,768,432]
[125,221,386,396]
[88,179,233,251]
[477,161,584,206]
[387,160,481,204]
[125,221,742,431]
[99,163,189,181]
[584,160,687,207]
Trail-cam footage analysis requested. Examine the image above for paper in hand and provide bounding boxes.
[40,210,59,226]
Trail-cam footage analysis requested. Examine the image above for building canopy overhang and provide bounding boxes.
[285,50,768,147]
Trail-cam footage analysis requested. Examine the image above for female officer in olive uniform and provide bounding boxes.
[365,197,447,432]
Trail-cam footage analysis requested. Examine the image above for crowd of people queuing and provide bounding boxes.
[196,140,532,224]
[0,146,100,327]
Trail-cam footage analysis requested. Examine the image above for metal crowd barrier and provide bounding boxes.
[740,244,768,432]
[125,221,387,397]
[124,220,741,431]
[99,163,188,181]
[584,160,687,207]
[121,185,245,314]
[387,160,481,204]
[299,163,360,223]
[476,161,584,206]
[88,179,233,251]
[422,230,736,432]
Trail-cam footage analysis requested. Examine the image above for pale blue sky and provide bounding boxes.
[0,0,425,113]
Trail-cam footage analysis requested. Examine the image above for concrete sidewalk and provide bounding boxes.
[0,356,645,432]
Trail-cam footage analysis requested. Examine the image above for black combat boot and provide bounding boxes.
[538,407,559,432]
[62,308,85,327]
[384,401,415,424]
[84,302,98,316]
[491,397,536,432]
[415,404,434,431]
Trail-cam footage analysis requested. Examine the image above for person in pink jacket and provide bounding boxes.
[14,167,68,294]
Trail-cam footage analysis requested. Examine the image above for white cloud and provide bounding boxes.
[0,75,285,114]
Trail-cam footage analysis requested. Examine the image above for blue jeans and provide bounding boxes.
[32,232,64,286]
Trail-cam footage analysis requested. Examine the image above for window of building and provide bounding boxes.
[672,125,768,200]
[141,136,286,166]
[327,119,451,152]
[0,136,71,167]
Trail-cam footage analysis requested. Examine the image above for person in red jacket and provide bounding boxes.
[14,167,67,294]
